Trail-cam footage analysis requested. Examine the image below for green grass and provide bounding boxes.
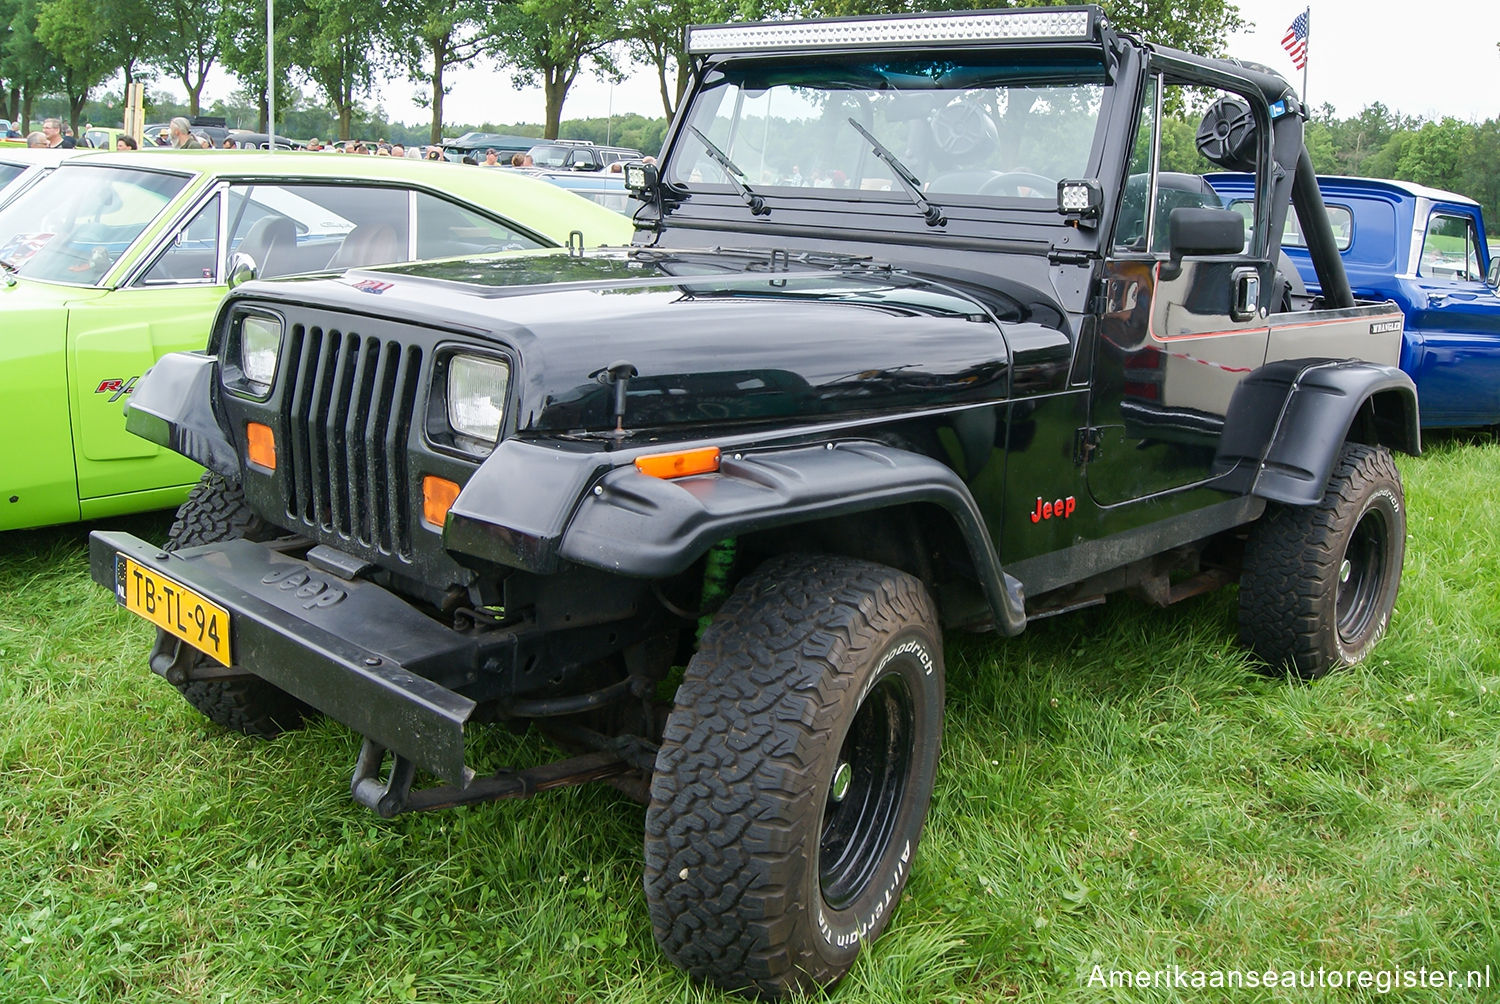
[4,438,1500,1003]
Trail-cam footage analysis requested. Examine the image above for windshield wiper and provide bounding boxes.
[686,125,769,217]
[846,118,946,228]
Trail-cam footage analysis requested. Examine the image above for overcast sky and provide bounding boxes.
[193,1,1499,131]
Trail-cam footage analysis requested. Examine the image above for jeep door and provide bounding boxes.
[1086,70,1272,507]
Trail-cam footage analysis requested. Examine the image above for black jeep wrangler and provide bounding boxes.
[92,6,1418,996]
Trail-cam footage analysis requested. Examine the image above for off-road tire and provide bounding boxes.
[644,554,944,997]
[1238,442,1405,678]
[162,473,312,736]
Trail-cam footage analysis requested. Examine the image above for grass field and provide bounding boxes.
[3,436,1499,1003]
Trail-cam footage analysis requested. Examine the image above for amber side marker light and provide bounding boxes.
[634,447,722,479]
[246,422,276,470]
[423,475,463,527]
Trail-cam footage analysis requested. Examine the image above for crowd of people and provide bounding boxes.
[0,116,81,148]
[6,116,644,175]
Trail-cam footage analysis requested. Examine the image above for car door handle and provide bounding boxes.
[1231,267,1260,322]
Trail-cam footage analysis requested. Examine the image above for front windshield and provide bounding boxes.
[670,55,1106,203]
[0,164,189,283]
[0,163,24,189]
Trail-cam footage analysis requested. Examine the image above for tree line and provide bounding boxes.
[5,0,1495,226]
[2,0,1243,143]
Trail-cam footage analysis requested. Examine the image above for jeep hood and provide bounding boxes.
[241,249,1070,433]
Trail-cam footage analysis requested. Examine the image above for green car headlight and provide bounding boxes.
[239,315,284,391]
[447,354,510,445]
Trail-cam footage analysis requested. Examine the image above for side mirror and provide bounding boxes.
[226,252,257,289]
[1168,207,1246,260]
[1488,257,1500,289]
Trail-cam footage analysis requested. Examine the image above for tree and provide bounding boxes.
[489,0,623,139]
[1392,118,1473,195]
[151,0,224,117]
[391,0,493,144]
[218,0,302,133]
[620,0,733,120]
[283,0,391,140]
[770,0,1245,56]
[1459,118,1500,232]
[35,0,130,127]
[1,0,59,128]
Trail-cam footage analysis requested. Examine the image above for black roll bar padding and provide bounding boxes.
[1292,148,1356,309]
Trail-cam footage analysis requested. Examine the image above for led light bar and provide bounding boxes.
[685,8,1096,55]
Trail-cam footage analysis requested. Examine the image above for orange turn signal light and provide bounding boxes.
[246,422,276,471]
[634,447,721,480]
[422,475,462,527]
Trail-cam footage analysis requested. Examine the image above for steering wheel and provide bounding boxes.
[978,172,1056,198]
[929,103,999,159]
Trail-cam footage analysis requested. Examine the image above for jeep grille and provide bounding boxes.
[281,324,424,560]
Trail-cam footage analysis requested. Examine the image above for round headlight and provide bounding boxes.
[447,354,510,445]
[239,315,283,390]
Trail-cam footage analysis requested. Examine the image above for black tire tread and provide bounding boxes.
[163,473,311,736]
[1238,442,1404,678]
[166,472,274,550]
[643,553,940,996]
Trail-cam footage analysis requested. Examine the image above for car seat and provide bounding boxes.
[326,223,401,271]
[236,216,297,278]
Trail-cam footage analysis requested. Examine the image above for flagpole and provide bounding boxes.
[1302,6,1310,106]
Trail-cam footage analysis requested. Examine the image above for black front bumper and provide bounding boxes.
[89,531,480,786]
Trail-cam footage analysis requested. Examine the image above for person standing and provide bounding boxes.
[41,118,75,148]
[168,117,196,149]
[480,148,500,168]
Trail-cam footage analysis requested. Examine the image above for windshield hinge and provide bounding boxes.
[1048,248,1094,266]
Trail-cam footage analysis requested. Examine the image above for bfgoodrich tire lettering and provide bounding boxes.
[643,554,943,996]
[1238,442,1405,678]
[163,473,312,736]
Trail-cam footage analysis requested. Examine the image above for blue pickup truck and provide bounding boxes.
[1209,174,1500,428]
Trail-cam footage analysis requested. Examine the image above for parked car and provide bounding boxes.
[526,140,644,171]
[223,130,305,150]
[1209,173,1500,428]
[80,127,136,150]
[531,167,631,213]
[0,150,633,530]
[0,147,79,211]
[142,121,231,149]
[442,131,537,163]
[93,6,1416,995]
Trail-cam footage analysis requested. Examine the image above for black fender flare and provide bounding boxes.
[445,439,1027,636]
[1212,358,1420,506]
[122,351,240,478]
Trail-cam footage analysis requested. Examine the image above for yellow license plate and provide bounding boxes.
[115,556,232,665]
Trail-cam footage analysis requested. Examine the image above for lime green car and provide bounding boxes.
[0,150,633,530]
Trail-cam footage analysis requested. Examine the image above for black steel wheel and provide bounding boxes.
[161,473,313,735]
[819,673,914,911]
[1239,442,1406,678]
[644,554,943,997]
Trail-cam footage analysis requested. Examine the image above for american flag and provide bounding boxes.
[1281,10,1309,70]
